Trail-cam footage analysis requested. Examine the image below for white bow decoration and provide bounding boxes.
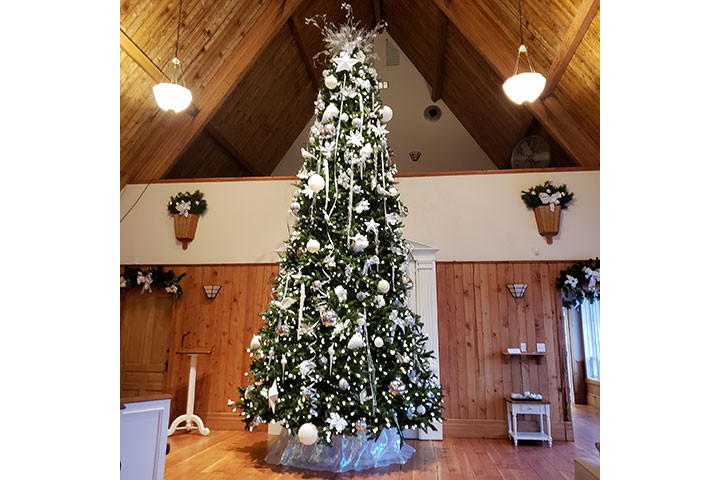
[583,267,600,289]
[137,272,153,293]
[175,200,191,217]
[539,192,562,212]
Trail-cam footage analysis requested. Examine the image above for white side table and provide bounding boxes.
[168,347,212,436]
[505,397,552,447]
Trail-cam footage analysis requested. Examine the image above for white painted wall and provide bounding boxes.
[120,170,598,264]
[272,33,496,176]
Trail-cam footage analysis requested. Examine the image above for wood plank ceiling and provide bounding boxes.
[120,0,600,188]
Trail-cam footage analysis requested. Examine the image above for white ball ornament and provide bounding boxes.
[298,423,318,445]
[374,336,384,348]
[306,239,321,254]
[324,74,338,90]
[381,105,393,123]
[340,113,349,122]
[307,174,325,193]
[377,280,390,294]
[352,117,362,128]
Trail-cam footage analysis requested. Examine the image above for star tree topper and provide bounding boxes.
[334,51,361,72]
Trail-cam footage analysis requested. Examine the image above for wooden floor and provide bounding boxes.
[165,405,599,479]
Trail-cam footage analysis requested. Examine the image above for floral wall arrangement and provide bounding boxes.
[521,181,574,244]
[121,266,186,297]
[168,190,207,249]
[555,258,600,308]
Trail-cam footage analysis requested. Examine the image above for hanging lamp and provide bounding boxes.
[503,0,546,104]
[153,0,192,112]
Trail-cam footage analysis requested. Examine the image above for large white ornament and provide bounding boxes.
[321,103,340,123]
[308,174,325,193]
[250,335,262,350]
[381,105,393,123]
[374,336,384,348]
[306,239,320,254]
[377,280,390,294]
[324,74,338,90]
[298,423,318,445]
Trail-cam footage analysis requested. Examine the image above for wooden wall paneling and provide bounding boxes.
[462,263,481,419]
[487,263,505,420]
[435,261,574,439]
[531,264,549,408]
[495,263,512,414]
[453,263,469,419]
[474,263,493,420]
[521,263,538,396]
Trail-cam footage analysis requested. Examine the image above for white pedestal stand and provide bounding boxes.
[168,347,212,436]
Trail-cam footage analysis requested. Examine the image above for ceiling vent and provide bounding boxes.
[423,105,442,122]
[386,39,400,66]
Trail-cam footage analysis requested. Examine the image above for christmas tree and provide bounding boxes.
[234,5,443,462]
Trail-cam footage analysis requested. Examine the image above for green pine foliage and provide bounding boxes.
[520,181,574,209]
[121,266,186,297]
[235,22,443,445]
[167,190,207,216]
[555,258,600,308]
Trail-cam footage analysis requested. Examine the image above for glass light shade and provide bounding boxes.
[502,72,546,104]
[153,82,192,112]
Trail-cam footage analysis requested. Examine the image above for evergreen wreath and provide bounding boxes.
[555,258,600,308]
[167,190,207,217]
[521,181,574,210]
[121,266,186,297]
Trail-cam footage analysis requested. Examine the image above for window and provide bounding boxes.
[580,300,600,381]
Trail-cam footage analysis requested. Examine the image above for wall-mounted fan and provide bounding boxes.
[511,135,551,168]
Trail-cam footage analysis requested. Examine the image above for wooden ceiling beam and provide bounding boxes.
[431,12,448,102]
[120,29,200,117]
[127,0,305,184]
[373,0,383,24]
[527,96,599,168]
[542,0,599,98]
[428,0,599,168]
[204,123,262,176]
[288,15,320,91]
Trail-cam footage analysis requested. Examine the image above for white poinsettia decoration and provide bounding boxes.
[327,412,348,433]
[347,130,364,147]
[565,275,579,288]
[334,285,348,302]
[175,200,191,217]
[299,360,317,377]
[355,199,370,213]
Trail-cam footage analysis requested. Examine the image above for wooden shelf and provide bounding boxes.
[502,351,546,364]
[502,351,546,356]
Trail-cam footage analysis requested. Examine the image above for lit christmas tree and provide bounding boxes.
[234,5,443,471]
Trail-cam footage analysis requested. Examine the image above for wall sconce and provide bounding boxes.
[203,285,222,299]
[506,283,527,298]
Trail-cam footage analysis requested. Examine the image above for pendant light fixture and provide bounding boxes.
[153,0,192,113]
[503,0,546,104]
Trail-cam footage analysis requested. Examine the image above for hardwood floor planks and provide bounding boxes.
[165,405,598,479]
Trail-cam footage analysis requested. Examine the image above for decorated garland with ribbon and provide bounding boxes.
[121,266,186,297]
[521,181,573,212]
[167,190,207,217]
[555,258,600,308]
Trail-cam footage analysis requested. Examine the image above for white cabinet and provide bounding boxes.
[121,395,172,480]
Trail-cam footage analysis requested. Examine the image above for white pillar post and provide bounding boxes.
[409,241,443,440]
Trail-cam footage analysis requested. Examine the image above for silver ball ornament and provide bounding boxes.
[339,378,350,390]
[355,419,367,431]
[290,201,301,213]
[417,405,426,415]
[321,310,338,326]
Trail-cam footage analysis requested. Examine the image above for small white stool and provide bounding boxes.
[505,396,552,447]
[168,347,212,436]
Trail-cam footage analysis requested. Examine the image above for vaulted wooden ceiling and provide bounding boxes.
[120,0,599,188]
